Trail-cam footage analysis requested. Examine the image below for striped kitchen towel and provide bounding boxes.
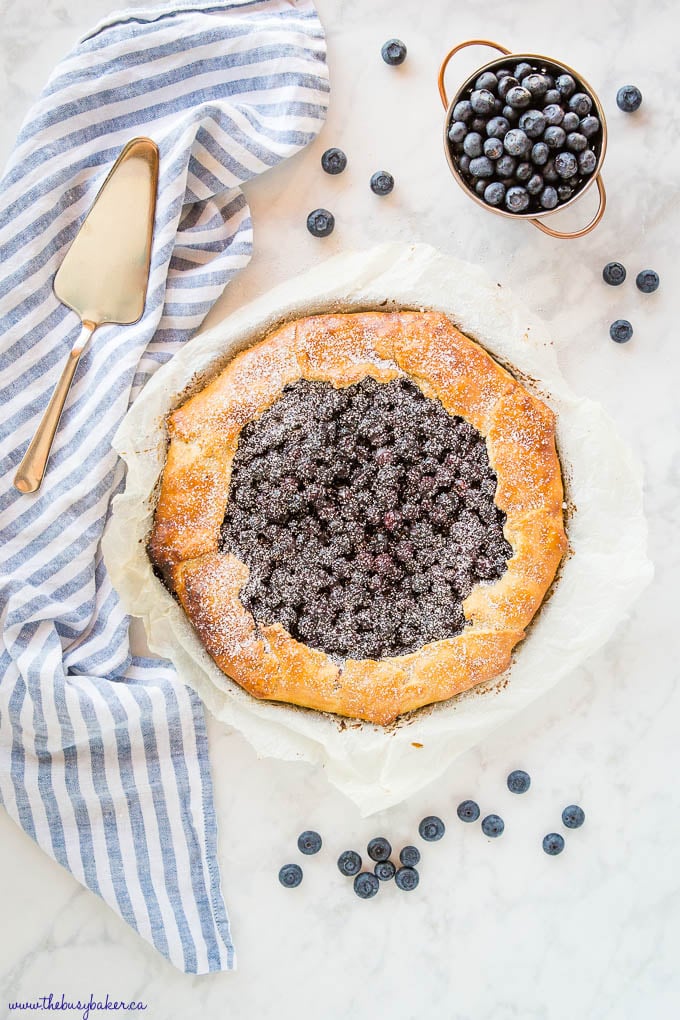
[0,0,328,973]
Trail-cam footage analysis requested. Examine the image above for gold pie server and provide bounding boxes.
[13,137,159,494]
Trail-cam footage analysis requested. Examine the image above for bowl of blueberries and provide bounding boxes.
[439,39,607,239]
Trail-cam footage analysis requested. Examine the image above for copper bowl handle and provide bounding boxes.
[529,173,607,238]
[438,39,512,109]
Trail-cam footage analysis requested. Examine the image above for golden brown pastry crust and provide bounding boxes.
[148,311,567,725]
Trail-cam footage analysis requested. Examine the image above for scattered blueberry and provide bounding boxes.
[370,170,394,196]
[337,850,362,877]
[307,208,334,237]
[507,769,531,794]
[374,860,396,882]
[543,833,565,856]
[603,261,627,286]
[279,863,303,888]
[395,866,420,891]
[616,85,642,112]
[354,872,380,899]
[457,800,480,823]
[481,814,505,838]
[321,147,347,175]
[419,816,445,841]
[367,836,392,862]
[399,845,421,867]
[610,319,633,344]
[562,805,586,828]
[298,830,322,855]
[381,39,407,66]
[636,269,659,293]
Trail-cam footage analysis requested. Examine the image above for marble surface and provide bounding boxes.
[1,0,679,1017]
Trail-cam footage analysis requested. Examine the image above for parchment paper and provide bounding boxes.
[102,243,653,815]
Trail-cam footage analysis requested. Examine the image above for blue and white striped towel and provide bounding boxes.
[0,0,328,973]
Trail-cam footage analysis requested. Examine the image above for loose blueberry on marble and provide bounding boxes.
[481,814,505,838]
[337,850,362,877]
[457,800,480,823]
[562,805,586,828]
[395,866,420,891]
[636,269,660,293]
[370,170,394,196]
[543,833,565,856]
[603,262,627,286]
[381,38,407,66]
[367,836,392,862]
[321,147,347,175]
[507,769,531,794]
[306,208,334,237]
[354,872,380,899]
[400,845,421,867]
[616,85,642,112]
[298,830,322,855]
[374,860,396,882]
[279,863,303,888]
[610,319,633,344]
[419,816,445,841]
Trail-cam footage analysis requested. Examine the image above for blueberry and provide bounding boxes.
[381,39,407,66]
[481,814,505,837]
[495,154,517,179]
[562,804,586,828]
[636,269,660,293]
[475,71,498,92]
[502,104,519,123]
[543,833,565,856]
[419,816,445,841]
[578,149,597,175]
[354,872,379,898]
[523,73,549,98]
[374,860,396,882]
[453,100,473,123]
[486,115,510,138]
[367,836,392,861]
[458,154,471,174]
[306,208,334,237]
[475,179,487,197]
[506,86,531,109]
[514,62,533,81]
[483,136,504,159]
[580,115,600,138]
[555,151,578,178]
[562,111,580,132]
[457,799,480,823]
[569,92,592,117]
[471,116,488,133]
[542,103,564,126]
[463,132,484,158]
[555,73,576,98]
[498,75,519,99]
[516,161,532,182]
[504,128,531,157]
[321,147,347,175]
[519,109,546,138]
[616,85,642,112]
[610,319,633,344]
[558,184,575,202]
[395,866,420,891]
[531,141,549,166]
[370,170,394,195]
[544,125,566,149]
[448,121,468,145]
[298,829,322,854]
[543,159,559,183]
[527,173,544,195]
[468,156,494,178]
[495,67,512,80]
[507,769,531,794]
[540,186,558,209]
[279,863,303,887]
[470,89,496,115]
[603,261,626,286]
[505,186,529,213]
[566,132,588,153]
[543,88,561,105]
[399,845,421,866]
[483,182,506,206]
[337,850,362,876]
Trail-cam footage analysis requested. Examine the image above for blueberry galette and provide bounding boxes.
[148,311,566,724]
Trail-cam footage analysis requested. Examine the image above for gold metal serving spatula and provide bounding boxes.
[14,137,159,494]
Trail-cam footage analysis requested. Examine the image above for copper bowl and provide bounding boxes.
[439,39,607,239]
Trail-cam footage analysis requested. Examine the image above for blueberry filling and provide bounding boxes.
[221,377,512,660]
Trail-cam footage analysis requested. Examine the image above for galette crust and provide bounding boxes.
[148,311,567,725]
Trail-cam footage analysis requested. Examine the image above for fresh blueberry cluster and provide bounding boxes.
[601,261,660,343]
[222,377,511,661]
[447,60,602,215]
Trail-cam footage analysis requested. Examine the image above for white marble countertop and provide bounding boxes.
[1,0,679,1017]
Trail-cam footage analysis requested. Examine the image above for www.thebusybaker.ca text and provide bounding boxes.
[7,992,148,1020]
